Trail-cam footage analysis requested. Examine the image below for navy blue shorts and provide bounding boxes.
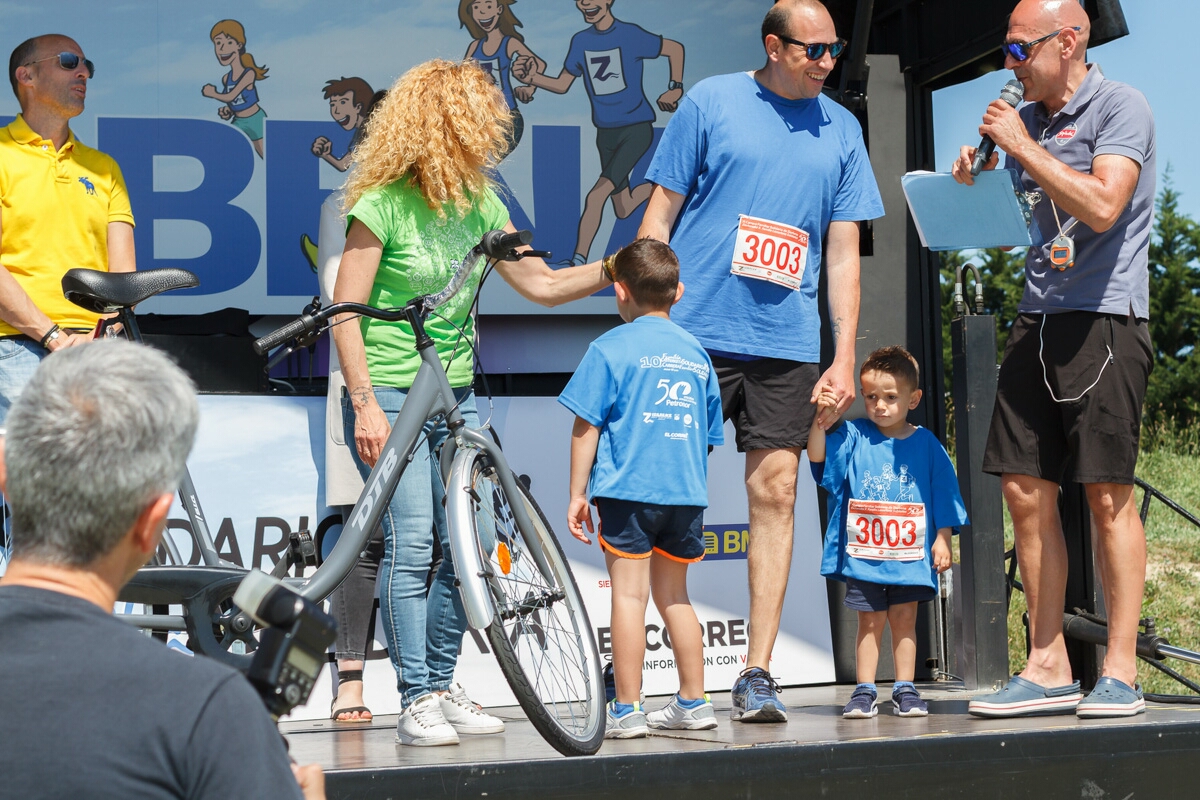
[843,577,936,612]
[594,498,706,562]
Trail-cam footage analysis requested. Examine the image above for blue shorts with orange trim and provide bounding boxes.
[594,498,706,563]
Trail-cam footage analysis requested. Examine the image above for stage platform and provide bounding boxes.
[282,684,1200,799]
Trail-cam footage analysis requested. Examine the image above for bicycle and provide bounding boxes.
[59,229,606,756]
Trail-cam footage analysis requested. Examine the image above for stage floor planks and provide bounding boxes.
[282,684,1200,799]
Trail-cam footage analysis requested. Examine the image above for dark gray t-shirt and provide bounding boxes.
[1005,63,1156,319]
[0,585,304,800]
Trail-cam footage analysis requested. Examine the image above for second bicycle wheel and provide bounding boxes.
[465,454,605,756]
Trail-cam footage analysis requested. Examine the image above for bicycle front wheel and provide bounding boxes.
[465,454,605,757]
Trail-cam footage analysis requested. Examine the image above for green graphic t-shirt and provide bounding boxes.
[347,179,509,388]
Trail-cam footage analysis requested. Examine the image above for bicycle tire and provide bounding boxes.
[463,453,605,757]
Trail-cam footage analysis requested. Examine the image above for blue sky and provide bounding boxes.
[934,1,1200,222]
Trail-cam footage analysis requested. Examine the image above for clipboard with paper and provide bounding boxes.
[901,168,1035,251]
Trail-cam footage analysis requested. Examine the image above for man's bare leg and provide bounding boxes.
[1002,473,1075,688]
[572,177,616,263]
[611,182,653,219]
[745,447,801,670]
[1085,481,1146,687]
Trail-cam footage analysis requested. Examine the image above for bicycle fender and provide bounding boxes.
[445,450,496,631]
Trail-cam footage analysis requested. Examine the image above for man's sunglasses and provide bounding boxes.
[1002,27,1080,62]
[778,36,847,61]
[22,52,95,79]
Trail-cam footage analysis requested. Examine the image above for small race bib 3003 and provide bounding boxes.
[730,215,809,291]
[846,499,926,562]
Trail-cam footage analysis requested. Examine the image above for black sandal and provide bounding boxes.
[330,669,372,723]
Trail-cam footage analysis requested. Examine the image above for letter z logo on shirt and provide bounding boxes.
[585,48,626,96]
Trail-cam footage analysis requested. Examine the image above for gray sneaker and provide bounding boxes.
[604,701,648,739]
[647,695,718,730]
[396,693,460,746]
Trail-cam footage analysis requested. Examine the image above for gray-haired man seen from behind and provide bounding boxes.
[0,340,325,800]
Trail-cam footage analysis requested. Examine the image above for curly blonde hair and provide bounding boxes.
[341,59,512,218]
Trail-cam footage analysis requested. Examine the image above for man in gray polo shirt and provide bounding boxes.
[951,0,1155,719]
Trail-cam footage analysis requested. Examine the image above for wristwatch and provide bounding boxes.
[668,80,684,92]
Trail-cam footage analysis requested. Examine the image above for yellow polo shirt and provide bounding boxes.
[0,115,135,337]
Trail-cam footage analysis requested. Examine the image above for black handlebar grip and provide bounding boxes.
[481,229,533,259]
[253,315,313,355]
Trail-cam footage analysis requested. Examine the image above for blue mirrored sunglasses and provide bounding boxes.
[778,36,847,60]
[1002,27,1080,62]
[22,52,95,79]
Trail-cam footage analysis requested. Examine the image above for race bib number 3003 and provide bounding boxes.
[730,215,809,291]
[846,499,926,562]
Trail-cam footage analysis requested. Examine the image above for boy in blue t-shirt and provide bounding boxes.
[558,238,723,739]
[808,346,969,719]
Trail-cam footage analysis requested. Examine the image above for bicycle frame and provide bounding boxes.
[304,302,553,608]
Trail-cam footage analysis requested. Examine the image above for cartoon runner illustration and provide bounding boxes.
[302,81,380,271]
[513,0,684,266]
[311,77,374,173]
[201,20,268,159]
[459,0,544,158]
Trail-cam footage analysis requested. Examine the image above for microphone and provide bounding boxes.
[971,79,1025,176]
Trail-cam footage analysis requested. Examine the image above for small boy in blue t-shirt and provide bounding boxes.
[808,346,969,719]
[558,238,723,739]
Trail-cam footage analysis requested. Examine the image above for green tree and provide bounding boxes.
[1144,175,1200,431]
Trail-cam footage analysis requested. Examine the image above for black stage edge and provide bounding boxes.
[283,685,1200,799]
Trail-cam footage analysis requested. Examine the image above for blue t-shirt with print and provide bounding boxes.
[812,418,969,591]
[563,20,662,129]
[646,72,884,362]
[558,316,723,507]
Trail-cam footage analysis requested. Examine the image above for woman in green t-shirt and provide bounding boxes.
[331,59,611,747]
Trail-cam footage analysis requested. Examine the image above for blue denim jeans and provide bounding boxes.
[342,385,477,706]
[0,337,46,425]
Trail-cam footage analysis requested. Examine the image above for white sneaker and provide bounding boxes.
[438,682,505,735]
[647,694,718,730]
[395,693,460,746]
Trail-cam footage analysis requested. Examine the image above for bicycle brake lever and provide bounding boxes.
[521,250,552,259]
[265,344,295,372]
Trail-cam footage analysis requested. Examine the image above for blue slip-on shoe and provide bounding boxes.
[968,675,1083,718]
[731,667,788,722]
[842,685,878,719]
[1076,676,1146,718]
[891,685,929,717]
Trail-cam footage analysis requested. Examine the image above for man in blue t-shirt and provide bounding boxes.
[952,0,1155,721]
[638,0,884,723]
[512,0,684,266]
[559,239,723,739]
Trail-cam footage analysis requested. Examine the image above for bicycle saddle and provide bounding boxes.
[62,268,200,313]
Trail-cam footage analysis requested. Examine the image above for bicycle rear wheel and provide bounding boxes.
[465,454,605,757]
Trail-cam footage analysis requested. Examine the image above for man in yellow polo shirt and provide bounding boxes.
[0,34,135,423]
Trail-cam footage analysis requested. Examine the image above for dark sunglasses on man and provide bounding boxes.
[1002,26,1081,62]
[21,52,95,79]
[778,36,847,61]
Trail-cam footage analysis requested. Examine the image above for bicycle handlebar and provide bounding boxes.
[253,229,534,356]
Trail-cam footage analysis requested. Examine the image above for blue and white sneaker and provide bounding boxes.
[891,685,928,717]
[730,667,787,722]
[842,685,878,719]
[605,700,648,739]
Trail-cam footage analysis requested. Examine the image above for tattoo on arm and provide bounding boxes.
[350,387,373,406]
[831,316,844,344]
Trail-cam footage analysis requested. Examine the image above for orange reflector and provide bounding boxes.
[497,542,512,575]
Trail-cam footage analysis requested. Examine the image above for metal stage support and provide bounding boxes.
[949,267,1009,690]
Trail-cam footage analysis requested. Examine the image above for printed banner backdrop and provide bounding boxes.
[159,395,832,720]
[1,1,770,316]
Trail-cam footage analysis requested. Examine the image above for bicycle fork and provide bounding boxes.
[443,429,560,631]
